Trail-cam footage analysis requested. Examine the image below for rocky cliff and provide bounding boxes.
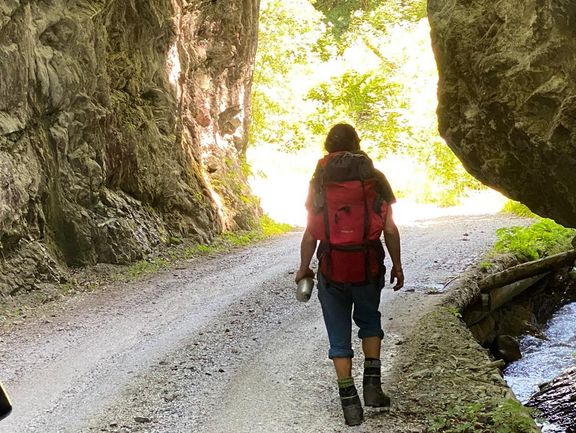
[0,0,260,295]
[428,0,576,227]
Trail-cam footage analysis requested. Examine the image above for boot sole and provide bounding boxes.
[365,403,391,409]
[364,397,391,408]
[345,419,363,426]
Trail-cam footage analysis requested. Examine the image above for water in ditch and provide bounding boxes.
[504,301,576,432]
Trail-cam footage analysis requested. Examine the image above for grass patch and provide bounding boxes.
[428,399,537,433]
[127,257,170,278]
[181,232,258,257]
[183,244,213,257]
[444,306,462,318]
[493,218,576,262]
[223,231,259,246]
[479,261,494,271]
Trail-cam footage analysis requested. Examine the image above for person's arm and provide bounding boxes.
[295,229,318,283]
[383,206,404,291]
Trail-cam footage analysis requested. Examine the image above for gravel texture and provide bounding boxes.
[0,214,529,432]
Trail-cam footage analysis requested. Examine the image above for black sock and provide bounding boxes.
[337,377,358,398]
[364,359,381,382]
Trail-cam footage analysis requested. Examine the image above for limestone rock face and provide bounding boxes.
[428,0,576,227]
[0,0,260,295]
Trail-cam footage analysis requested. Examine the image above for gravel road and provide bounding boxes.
[0,214,527,433]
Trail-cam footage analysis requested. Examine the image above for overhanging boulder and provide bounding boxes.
[428,0,576,227]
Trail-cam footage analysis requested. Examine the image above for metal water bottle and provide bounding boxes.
[296,277,314,302]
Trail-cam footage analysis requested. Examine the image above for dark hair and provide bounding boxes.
[324,123,360,153]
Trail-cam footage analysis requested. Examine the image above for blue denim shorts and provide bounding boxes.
[317,273,385,359]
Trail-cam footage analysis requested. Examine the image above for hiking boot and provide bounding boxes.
[339,386,364,426]
[338,378,364,426]
[363,359,391,408]
[363,382,391,408]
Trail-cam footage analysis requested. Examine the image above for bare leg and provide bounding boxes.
[362,336,381,359]
[333,357,352,379]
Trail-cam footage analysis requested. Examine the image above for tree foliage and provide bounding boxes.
[312,0,427,44]
[250,0,485,206]
[306,69,406,151]
[250,0,327,150]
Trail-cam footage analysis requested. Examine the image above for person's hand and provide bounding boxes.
[390,266,404,291]
[295,267,315,284]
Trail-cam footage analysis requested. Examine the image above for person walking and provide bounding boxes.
[295,123,404,426]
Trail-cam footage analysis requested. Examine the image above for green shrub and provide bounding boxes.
[500,200,538,218]
[259,214,293,236]
[494,218,575,261]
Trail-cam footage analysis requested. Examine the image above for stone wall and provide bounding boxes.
[0,0,260,295]
[428,0,576,227]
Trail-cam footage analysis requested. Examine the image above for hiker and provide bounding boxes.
[295,123,404,426]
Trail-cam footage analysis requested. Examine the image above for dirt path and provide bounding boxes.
[0,214,527,433]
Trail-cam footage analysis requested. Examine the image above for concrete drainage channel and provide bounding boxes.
[392,250,576,433]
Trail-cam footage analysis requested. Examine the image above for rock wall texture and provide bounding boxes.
[0,0,260,295]
[428,0,576,227]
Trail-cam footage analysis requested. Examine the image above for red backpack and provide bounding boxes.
[307,152,389,285]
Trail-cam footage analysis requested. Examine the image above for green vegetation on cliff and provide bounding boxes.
[492,200,575,262]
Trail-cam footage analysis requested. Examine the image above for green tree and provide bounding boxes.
[306,69,406,151]
[312,0,427,46]
[250,0,328,150]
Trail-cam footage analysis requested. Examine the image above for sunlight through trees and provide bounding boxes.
[249,0,486,223]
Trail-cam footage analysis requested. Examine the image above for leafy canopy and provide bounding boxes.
[306,69,406,151]
[250,0,485,206]
[250,0,327,151]
[312,0,427,43]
